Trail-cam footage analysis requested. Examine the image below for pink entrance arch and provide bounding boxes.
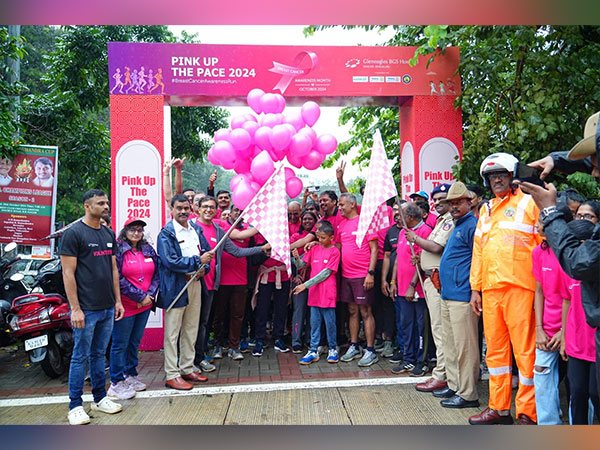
[108,42,463,349]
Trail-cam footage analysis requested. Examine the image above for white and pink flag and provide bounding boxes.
[356,129,398,247]
[241,164,291,276]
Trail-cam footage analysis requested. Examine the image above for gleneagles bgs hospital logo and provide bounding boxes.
[345,58,360,68]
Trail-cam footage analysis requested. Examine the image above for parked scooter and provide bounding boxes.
[0,243,29,347]
[7,258,73,378]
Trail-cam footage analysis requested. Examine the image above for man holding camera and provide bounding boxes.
[517,111,600,401]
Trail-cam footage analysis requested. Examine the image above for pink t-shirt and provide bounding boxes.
[335,215,377,279]
[561,275,596,362]
[291,229,310,257]
[220,221,251,286]
[531,245,564,338]
[425,213,438,230]
[120,249,154,317]
[197,221,217,291]
[395,223,432,298]
[304,245,340,308]
[376,225,392,260]
[289,221,301,237]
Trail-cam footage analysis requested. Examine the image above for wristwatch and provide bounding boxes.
[540,206,558,220]
[368,270,375,276]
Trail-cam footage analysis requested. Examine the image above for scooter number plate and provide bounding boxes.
[25,334,48,351]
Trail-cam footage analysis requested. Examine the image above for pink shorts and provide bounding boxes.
[340,277,374,305]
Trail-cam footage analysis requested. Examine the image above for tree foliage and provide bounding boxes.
[2,26,228,223]
[305,25,600,198]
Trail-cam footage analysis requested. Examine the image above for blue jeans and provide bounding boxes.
[309,306,336,351]
[109,309,151,384]
[533,348,562,425]
[68,307,114,409]
[396,296,426,364]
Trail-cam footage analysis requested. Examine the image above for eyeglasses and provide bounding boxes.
[575,213,597,221]
[487,172,510,180]
[201,205,217,210]
[127,228,144,234]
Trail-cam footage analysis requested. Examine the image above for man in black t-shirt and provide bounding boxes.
[60,189,124,425]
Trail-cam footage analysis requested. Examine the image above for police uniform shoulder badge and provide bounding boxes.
[442,223,452,231]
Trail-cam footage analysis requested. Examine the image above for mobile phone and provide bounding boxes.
[308,186,320,193]
[513,162,545,187]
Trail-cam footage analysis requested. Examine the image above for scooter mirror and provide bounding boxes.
[10,273,24,282]
[4,242,17,253]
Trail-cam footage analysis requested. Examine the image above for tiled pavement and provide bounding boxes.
[0,343,409,398]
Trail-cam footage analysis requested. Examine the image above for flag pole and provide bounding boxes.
[166,165,286,313]
[395,194,428,303]
[165,214,244,312]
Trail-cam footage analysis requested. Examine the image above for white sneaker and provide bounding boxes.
[107,380,136,400]
[68,406,90,425]
[91,397,123,414]
[125,375,147,392]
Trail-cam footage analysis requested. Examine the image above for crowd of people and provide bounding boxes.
[59,112,600,426]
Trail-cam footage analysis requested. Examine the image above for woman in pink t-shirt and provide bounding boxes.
[109,218,159,400]
[560,218,600,425]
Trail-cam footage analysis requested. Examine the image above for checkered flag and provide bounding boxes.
[356,129,398,247]
[241,164,291,276]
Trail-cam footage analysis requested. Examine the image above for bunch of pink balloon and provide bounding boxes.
[207,88,338,209]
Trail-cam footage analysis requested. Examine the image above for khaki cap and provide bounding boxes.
[568,111,599,160]
[441,182,474,203]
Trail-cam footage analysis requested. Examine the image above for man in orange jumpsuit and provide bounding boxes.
[468,153,541,425]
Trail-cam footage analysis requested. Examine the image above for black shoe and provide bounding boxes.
[389,351,404,364]
[440,395,480,409]
[432,387,456,398]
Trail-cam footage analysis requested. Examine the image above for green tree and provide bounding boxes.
[0,27,26,154]
[305,25,600,198]
[10,26,228,222]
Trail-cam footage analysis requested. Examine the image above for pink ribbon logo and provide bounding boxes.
[269,51,319,94]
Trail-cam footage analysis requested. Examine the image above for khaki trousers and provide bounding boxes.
[423,277,445,381]
[163,281,202,381]
[441,298,480,401]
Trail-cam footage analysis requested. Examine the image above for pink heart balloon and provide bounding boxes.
[230,173,249,192]
[261,113,280,129]
[230,128,252,151]
[234,157,252,174]
[286,150,303,169]
[232,179,257,210]
[286,176,303,198]
[289,133,312,157]
[242,120,260,139]
[250,150,275,184]
[301,101,321,127]
[260,93,279,114]
[315,133,338,155]
[274,94,286,113]
[284,167,295,181]
[303,149,325,170]
[297,126,317,144]
[270,124,293,151]
[254,126,273,151]
[213,140,236,167]
[230,115,247,129]
[247,88,265,114]
[207,146,220,165]
[214,128,231,143]
[284,110,305,131]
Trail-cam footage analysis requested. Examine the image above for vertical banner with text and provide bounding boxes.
[0,145,58,252]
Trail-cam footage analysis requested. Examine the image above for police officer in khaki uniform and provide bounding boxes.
[405,183,454,383]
